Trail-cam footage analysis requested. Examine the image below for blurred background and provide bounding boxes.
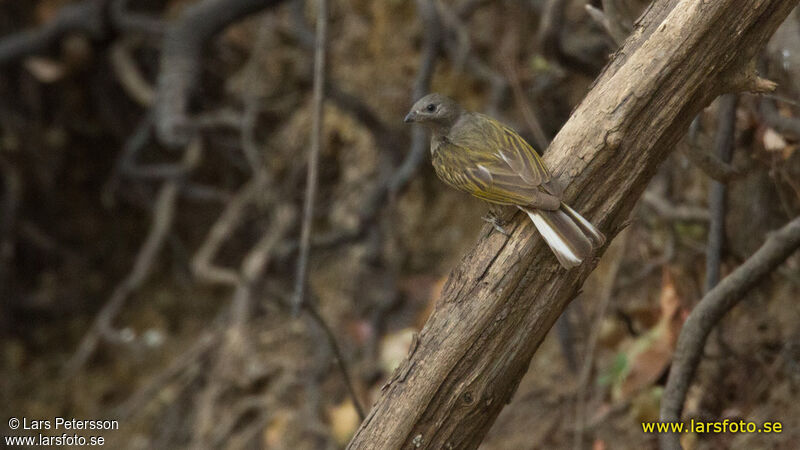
[1,0,800,448]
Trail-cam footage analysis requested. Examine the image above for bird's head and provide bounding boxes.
[404,93,462,130]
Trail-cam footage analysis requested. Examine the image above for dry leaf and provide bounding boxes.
[782,145,797,160]
[327,400,360,446]
[263,409,290,448]
[23,57,66,83]
[379,328,416,374]
[398,274,446,327]
[612,269,687,400]
[763,127,788,152]
[592,439,607,450]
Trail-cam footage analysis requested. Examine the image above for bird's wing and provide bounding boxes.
[437,113,552,205]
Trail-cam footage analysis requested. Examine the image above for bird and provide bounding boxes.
[404,93,604,269]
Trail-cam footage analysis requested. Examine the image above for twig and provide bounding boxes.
[659,215,800,450]
[192,177,268,286]
[191,199,293,446]
[537,0,600,78]
[305,300,367,420]
[0,0,106,66]
[501,51,550,150]
[388,0,442,197]
[705,94,738,292]
[109,38,155,107]
[642,191,710,222]
[154,0,289,147]
[193,204,294,447]
[585,5,624,47]
[102,113,154,207]
[109,0,165,36]
[292,0,328,314]
[237,16,275,173]
[180,182,232,204]
[600,0,633,40]
[113,331,219,420]
[65,139,202,375]
[679,142,744,183]
[237,205,295,318]
[760,96,800,137]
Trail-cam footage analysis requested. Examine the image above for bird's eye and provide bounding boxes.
[426,103,437,112]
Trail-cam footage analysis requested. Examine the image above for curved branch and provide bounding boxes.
[154,0,288,147]
[659,215,800,450]
[110,0,165,36]
[705,94,738,292]
[0,0,106,66]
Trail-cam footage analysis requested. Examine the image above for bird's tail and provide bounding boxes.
[519,203,605,269]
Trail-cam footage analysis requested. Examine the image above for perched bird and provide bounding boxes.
[404,93,604,269]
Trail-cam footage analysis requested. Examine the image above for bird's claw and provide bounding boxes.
[483,212,510,236]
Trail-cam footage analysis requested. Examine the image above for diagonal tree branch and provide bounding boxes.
[660,215,800,450]
[347,0,797,448]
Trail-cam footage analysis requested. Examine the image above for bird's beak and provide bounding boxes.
[404,111,416,123]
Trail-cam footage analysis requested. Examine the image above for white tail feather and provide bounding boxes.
[522,208,583,269]
[560,202,605,247]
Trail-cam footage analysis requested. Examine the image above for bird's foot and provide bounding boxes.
[483,212,510,236]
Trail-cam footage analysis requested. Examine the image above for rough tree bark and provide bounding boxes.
[347,0,798,449]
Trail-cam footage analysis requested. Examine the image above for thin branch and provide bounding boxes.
[705,94,738,292]
[659,215,800,450]
[0,0,106,66]
[388,0,442,197]
[65,139,203,375]
[501,56,550,150]
[192,177,267,286]
[642,191,710,223]
[292,0,328,314]
[305,300,367,420]
[102,113,154,207]
[597,0,633,46]
[109,38,155,107]
[109,0,165,36]
[113,331,219,420]
[760,96,800,137]
[679,142,744,183]
[585,5,625,47]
